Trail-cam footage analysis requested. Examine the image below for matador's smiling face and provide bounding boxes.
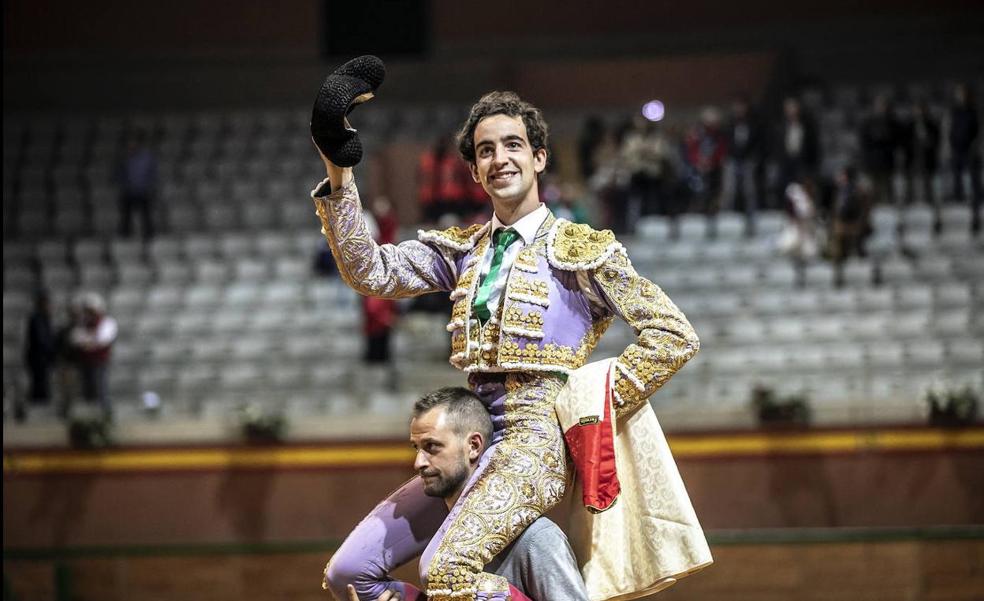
[470,114,547,218]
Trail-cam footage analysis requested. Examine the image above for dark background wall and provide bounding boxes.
[4,446,982,549]
[4,0,982,110]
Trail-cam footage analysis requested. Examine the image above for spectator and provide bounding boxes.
[54,297,83,418]
[313,240,339,277]
[723,97,765,236]
[778,180,819,288]
[23,290,55,405]
[901,100,942,232]
[829,166,870,288]
[544,180,590,225]
[683,107,727,238]
[117,129,158,240]
[577,115,605,181]
[588,128,631,234]
[860,94,899,207]
[776,97,820,191]
[417,136,474,223]
[621,115,671,221]
[948,83,981,234]
[70,292,118,418]
[362,197,399,392]
[370,196,398,245]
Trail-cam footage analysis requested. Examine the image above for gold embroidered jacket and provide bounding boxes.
[312,180,699,416]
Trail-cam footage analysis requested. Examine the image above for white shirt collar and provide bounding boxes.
[490,203,549,245]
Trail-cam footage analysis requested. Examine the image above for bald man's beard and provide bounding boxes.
[421,459,470,500]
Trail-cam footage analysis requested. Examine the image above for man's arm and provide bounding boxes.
[588,251,700,418]
[312,148,456,299]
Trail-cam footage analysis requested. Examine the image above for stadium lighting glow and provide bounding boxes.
[642,100,665,122]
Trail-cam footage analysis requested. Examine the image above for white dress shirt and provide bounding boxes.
[476,204,550,318]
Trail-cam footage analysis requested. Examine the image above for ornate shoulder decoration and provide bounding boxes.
[417,222,489,252]
[546,219,624,271]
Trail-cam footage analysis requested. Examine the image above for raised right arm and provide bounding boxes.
[311,178,457,298]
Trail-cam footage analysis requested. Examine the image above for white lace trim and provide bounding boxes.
[417,222,490,252]
[501,326,545,339]
[613,389,626,407]
[446,320,465,332]
[508,293,550,307]
[497,361,573,374]
[545,218,626,271]
[513,261,538,273]
[310,177,332,198]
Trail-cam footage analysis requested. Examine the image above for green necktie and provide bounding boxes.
[473,228,520,322]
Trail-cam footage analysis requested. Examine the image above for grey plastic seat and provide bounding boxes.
[213,309,251,334]
[822,343,865,369]
[864,341,905,368]
[78,263,114,290]
[4,265,37,290]
[192,260,229,283]
[149,339,191,365]
[182,234,216,260]
[185,284,223,309]
[218,362,265,391]
[108,288,145,314]
[905,340,945,368]
[890,311,931,339]
[935,282,972,308]
[110,239,145,265]
[203,204,238,231]
[134,313,172,337]
[74,238,107,266]
[145,285,185,312]
[217,234,253,259]
[274,257,308,281]
[172,311,212,338]
[225,282,262,306]
[947,338,984,366]
[933,309,970,336]
[37,240,70,265]
[117,263,154,288]
[233,258,269,281]
[39,264,76,290]
[167,204,202,232]
[190,339,228,362]
[857,288,893,311]
[284,333,327,358]
[769,318,806,342]
[230,336,275,360]
[896,284,933,309]
[147,237,182,264]
[53,206,87,236]
[156,260,192,284]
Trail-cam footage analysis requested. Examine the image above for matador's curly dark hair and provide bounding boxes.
[456,91,549,165]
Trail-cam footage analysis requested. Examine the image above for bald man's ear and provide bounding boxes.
[467,432,484,462]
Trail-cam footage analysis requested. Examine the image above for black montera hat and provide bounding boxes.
[311,55,385,167]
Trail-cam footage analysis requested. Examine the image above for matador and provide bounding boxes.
[316,91,700,601]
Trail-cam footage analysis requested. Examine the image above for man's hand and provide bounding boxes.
[345,584,401,601]
[312,136,353,193]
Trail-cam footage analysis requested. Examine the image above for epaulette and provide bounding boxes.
[546,219,624,271]
[417,222,489,252]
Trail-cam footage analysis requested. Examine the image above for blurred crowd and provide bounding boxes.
[21,290,118,421]
[410,83,980,291]
[578,83,980,246]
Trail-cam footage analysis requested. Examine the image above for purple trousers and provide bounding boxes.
[324,373,568,601]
